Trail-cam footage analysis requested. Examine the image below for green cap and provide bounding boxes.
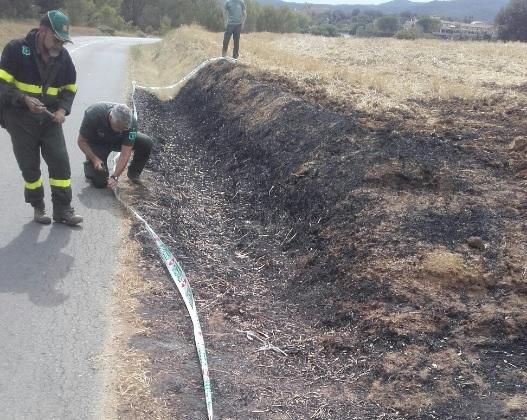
[47,10,72,43]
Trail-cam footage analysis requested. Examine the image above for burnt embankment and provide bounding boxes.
[129,61,527,419]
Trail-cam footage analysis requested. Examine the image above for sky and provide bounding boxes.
[282,0,435,4]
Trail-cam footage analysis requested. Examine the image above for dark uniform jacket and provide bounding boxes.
[0,28,77,126]
[80,102,138,148]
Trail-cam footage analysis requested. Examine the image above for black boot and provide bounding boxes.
[53,206,83,226]
[127,170,142,184]
[33,203,51,225]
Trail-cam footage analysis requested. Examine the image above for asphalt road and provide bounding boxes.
[0,36,158,419]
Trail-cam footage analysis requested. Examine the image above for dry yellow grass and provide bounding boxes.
[101,220,171,420]
[130,25,527,114]
[0,20,33,46]
[0,20,130,49]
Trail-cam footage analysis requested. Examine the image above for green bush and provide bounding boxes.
[375,15,399,36]
[97,25,116,35]
[308,24,339,37]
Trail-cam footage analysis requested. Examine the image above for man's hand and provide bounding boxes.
[107,175,118,189]
[23,95,46,114]
[91,158,105,172]
[52,108,66,124]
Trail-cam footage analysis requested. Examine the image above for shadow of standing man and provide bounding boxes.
[0,223,74,306]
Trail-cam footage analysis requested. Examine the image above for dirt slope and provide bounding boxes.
[127,61,527,419]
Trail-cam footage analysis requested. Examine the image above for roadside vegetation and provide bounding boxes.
[130,25,527,116]
[0,19,127,48]
[0,20,32,45]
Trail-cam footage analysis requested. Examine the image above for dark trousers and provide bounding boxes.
[84,132,153,188]
[4,108,72,210]
[223,24,242,59]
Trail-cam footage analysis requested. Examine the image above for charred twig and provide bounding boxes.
[239,330,288,356]
[310,403,329,419]
[280,228,294,246]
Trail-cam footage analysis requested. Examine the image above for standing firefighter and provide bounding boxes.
[0,10,83,226]
[222,0,247,59]
[77,102,153,189]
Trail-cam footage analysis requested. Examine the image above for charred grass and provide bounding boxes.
[121,61,527,419]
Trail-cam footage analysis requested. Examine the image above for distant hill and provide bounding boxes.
[256,0,508,23]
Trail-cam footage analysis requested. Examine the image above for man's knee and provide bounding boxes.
[84,160,95,178]
[91,172,108,188]
[84,160,108,188]
[134,133,154,153]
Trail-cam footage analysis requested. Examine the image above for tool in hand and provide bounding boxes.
[44,109,55,119]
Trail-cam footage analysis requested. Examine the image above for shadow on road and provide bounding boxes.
[77,184,116,210]
[0,223,75,307]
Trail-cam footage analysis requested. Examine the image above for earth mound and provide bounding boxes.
[127,61,527,419]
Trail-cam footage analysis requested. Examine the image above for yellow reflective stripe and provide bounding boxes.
[1,72,74,96]
[0,70,74,96]
[50,178,71,188]
[12,83,74,96]
[0,68,15,83]
[25,178,43,190]
[14,80,42,94]
[61,83,77,93]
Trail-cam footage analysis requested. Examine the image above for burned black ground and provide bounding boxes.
[123,62,527,419]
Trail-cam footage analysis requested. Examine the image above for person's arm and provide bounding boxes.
[0,42,52,116]
[56,51,77,116]
[223,1,229,27]
[0,41,31,109]
[242,1,247,27]
[107,145,133,188]
[77,134,105,170]
[53,53,76,124]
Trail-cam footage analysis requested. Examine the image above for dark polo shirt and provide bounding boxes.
[79,102,137,147]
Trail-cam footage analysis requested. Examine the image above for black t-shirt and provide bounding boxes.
[79,102,137,147]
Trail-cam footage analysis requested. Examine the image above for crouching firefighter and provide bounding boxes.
[77,102,153,189]
[0,10,83,226]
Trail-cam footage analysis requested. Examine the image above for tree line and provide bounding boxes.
[0,0,311,34]
[0,0,526,41]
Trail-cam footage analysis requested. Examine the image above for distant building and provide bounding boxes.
[403,18,419,30]
[434,20,496,40]
[402,17,496,40]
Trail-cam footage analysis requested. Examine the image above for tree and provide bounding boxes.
[65,0,96,25]
[194,0,223,31]
[496,0,527,41]
[0,0,34,18]
[0,0,17,17]
[399,11,414,22]
[417,16,440,33]
[159,14,171,34]
[35,0,65,13]
[244,0,262,32]
[98,4,125,28]
[139,3,161,29]
[375,15,399,36]
[120,0,147,25]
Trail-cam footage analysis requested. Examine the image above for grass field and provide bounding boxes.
[131,25,527,116]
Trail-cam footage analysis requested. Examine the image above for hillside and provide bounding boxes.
[124,26,527,419]
[261,0,507,22]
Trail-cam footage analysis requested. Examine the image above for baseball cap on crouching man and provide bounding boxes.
[41,10,72,43]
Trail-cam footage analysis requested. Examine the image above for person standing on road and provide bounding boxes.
[0,10,83,226]
[77,102,153,189]
[222,0,247,59]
